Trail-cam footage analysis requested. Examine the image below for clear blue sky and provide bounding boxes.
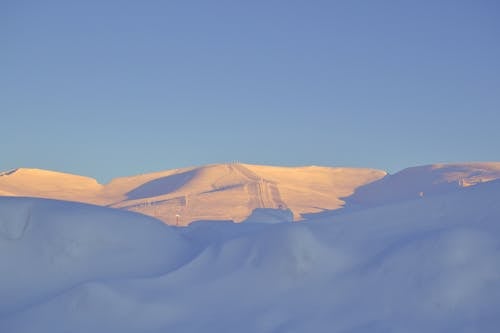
[1,0,499,183]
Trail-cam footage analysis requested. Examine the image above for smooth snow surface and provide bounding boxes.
[1,181,500,332]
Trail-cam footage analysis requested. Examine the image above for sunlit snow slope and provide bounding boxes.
[1,179,499,333]
[0,163,387,224]
[1,162,500,225]
[0,168,103,204]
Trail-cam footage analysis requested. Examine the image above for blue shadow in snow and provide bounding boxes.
[126,169,198,200]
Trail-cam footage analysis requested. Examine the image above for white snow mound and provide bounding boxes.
[1,181,500,332]
[0,197,193,316]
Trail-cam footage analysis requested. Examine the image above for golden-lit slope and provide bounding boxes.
[241,164,386,219]
[0,164,386,225]
[432,162,500,186]
[102,163,387,224]
[0,168,103,204]
[2,162,499,225]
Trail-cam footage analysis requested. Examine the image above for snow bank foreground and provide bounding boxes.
[1,182,500,333]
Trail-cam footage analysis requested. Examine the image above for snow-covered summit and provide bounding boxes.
[345,162,500,208]
[0,163,386,224]
[1,162,499,225]
[0,168,103,203]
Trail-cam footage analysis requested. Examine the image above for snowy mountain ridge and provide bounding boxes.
[1,162,499,225]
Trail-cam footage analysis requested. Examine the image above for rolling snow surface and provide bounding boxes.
[1,179,500,332]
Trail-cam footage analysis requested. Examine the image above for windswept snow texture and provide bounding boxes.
[1,182,500,332]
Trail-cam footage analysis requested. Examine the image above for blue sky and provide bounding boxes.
[1,0,499,182]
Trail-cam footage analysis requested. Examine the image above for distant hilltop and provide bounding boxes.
[1,162,499,225]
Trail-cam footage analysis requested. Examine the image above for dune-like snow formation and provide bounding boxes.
[0,198,194,316]
[1,179,499,332]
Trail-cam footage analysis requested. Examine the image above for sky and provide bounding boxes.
[1,0,499,183]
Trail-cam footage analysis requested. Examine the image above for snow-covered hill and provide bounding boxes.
[1,179,499,332]
[2,162,500,225]
[0,163,387,224]
[0,168,103,204]
[346,162,500,207]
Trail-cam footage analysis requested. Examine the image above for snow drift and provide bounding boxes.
[0,198,194,316]
[1,180,500,332]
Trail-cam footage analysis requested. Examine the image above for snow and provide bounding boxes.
[0,198,194,316]
[0,163,389,224]
[1,180,500,332]
[346,162,500,208]
[243,207,294,223]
